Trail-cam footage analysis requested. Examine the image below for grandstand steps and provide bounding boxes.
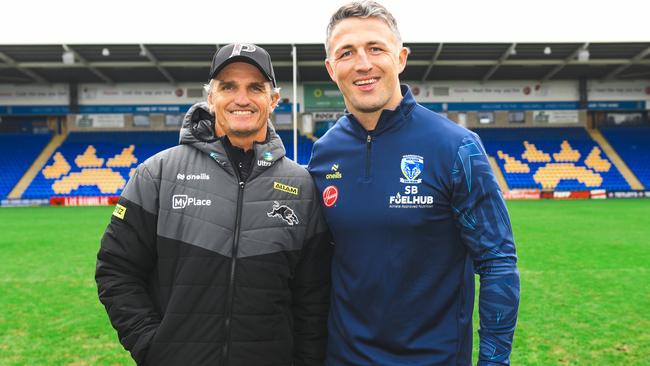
[8,132,69,199]
[488,156,509,193]
[588,129,644,190]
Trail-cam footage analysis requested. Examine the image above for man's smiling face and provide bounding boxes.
[208,62,278,142]
[325,17,408,116]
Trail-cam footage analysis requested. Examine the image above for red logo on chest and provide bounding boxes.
[323,185,339,207]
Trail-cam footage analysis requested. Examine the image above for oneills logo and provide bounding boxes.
[326,164,342,179]
[177,173,210,180]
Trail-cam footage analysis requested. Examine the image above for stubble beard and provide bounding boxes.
[228,118,267,138]
[351,96,388,114]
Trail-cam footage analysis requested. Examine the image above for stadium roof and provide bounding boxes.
[1,42,649,84]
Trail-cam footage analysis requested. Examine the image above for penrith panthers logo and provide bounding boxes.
[266,201,299,226]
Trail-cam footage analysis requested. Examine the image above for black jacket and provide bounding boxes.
[96,102,332,365]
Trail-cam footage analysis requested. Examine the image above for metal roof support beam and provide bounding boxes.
[290,45,301,81]
[421,43,443,81]
[0,52,48,84]
[603,46,650,80]
[139,44,176,84]
[62,44,114,84]
[482,43,516,83]
[3,59,649,70]
[291,44,298,163]
[541,43,589,82]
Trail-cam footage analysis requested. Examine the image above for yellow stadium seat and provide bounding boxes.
[522,141,551,162]
[43,152,71,179]
[533,163,603,189]
[52,168,126,194]
[75,145,105,168]
[585,147,611,172]
[553,141,581,162]
[107,145,138,168]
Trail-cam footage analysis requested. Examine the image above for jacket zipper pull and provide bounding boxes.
[364,134,372,180]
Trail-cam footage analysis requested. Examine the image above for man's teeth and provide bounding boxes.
[232,110,253,115]
[355,78,377,86]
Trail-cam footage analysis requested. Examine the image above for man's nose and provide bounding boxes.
[354,50,373,72]
[234,88,251,105]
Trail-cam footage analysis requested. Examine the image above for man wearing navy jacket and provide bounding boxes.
[308,1,520,365]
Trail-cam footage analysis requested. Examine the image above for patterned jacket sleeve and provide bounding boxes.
[290,186,333,366]
[95,164,161,365]
[450,134,520,365]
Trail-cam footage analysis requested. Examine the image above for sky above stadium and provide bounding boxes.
[2,0,649,44]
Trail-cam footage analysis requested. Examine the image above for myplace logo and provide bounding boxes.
[172,194,212,209]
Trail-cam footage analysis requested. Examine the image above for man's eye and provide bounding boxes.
[220,85,234,91]
[250,85,264,92]
[370,47,383,53]
[338,51,352,59]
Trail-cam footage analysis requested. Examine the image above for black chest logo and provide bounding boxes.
[267,201,299,226]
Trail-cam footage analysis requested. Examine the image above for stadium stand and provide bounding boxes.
[314,121,336,138]
[475,128,630,191]
[600,127,650,188]
[276,130,314,165]
[22,132,177,199]
[15,126,642,200]
[0,133,53,200]
[20,130,314,199]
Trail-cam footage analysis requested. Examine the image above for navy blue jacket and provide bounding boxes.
[308,86,520,366]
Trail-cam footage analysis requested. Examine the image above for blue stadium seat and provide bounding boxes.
[0,133,52,200]
[474,127,630,191]
[601,127,650,189]
[275,130,314,165]
[23,132,177,199]
[21,130,316,199]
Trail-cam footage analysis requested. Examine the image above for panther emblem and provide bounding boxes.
[266,201,299,226]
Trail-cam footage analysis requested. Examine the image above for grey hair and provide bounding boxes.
[203,79,280,97]
[325,0,402,58]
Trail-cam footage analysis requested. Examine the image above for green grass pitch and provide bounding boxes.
[0,200,649,365]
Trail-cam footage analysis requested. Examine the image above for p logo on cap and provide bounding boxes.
[230,44,257,57]
[208,43,277,88]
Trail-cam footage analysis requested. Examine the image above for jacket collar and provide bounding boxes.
[179,102,286,181]
[342,84,416,138]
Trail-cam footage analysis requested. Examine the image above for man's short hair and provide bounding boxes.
[325,0,402,58]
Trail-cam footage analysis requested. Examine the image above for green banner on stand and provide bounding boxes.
[304,83,345,111]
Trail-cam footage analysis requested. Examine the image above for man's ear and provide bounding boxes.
[325,58,337,84]
[270,90,280,110]
[207,90,214,113]
[397,46,409,73]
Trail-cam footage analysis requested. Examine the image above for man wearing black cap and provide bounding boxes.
[96,43,332,366]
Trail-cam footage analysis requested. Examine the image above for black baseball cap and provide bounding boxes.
[208,43,276,87]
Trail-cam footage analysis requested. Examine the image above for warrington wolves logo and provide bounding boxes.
[400,154,423,184]
[267,201,299,226]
